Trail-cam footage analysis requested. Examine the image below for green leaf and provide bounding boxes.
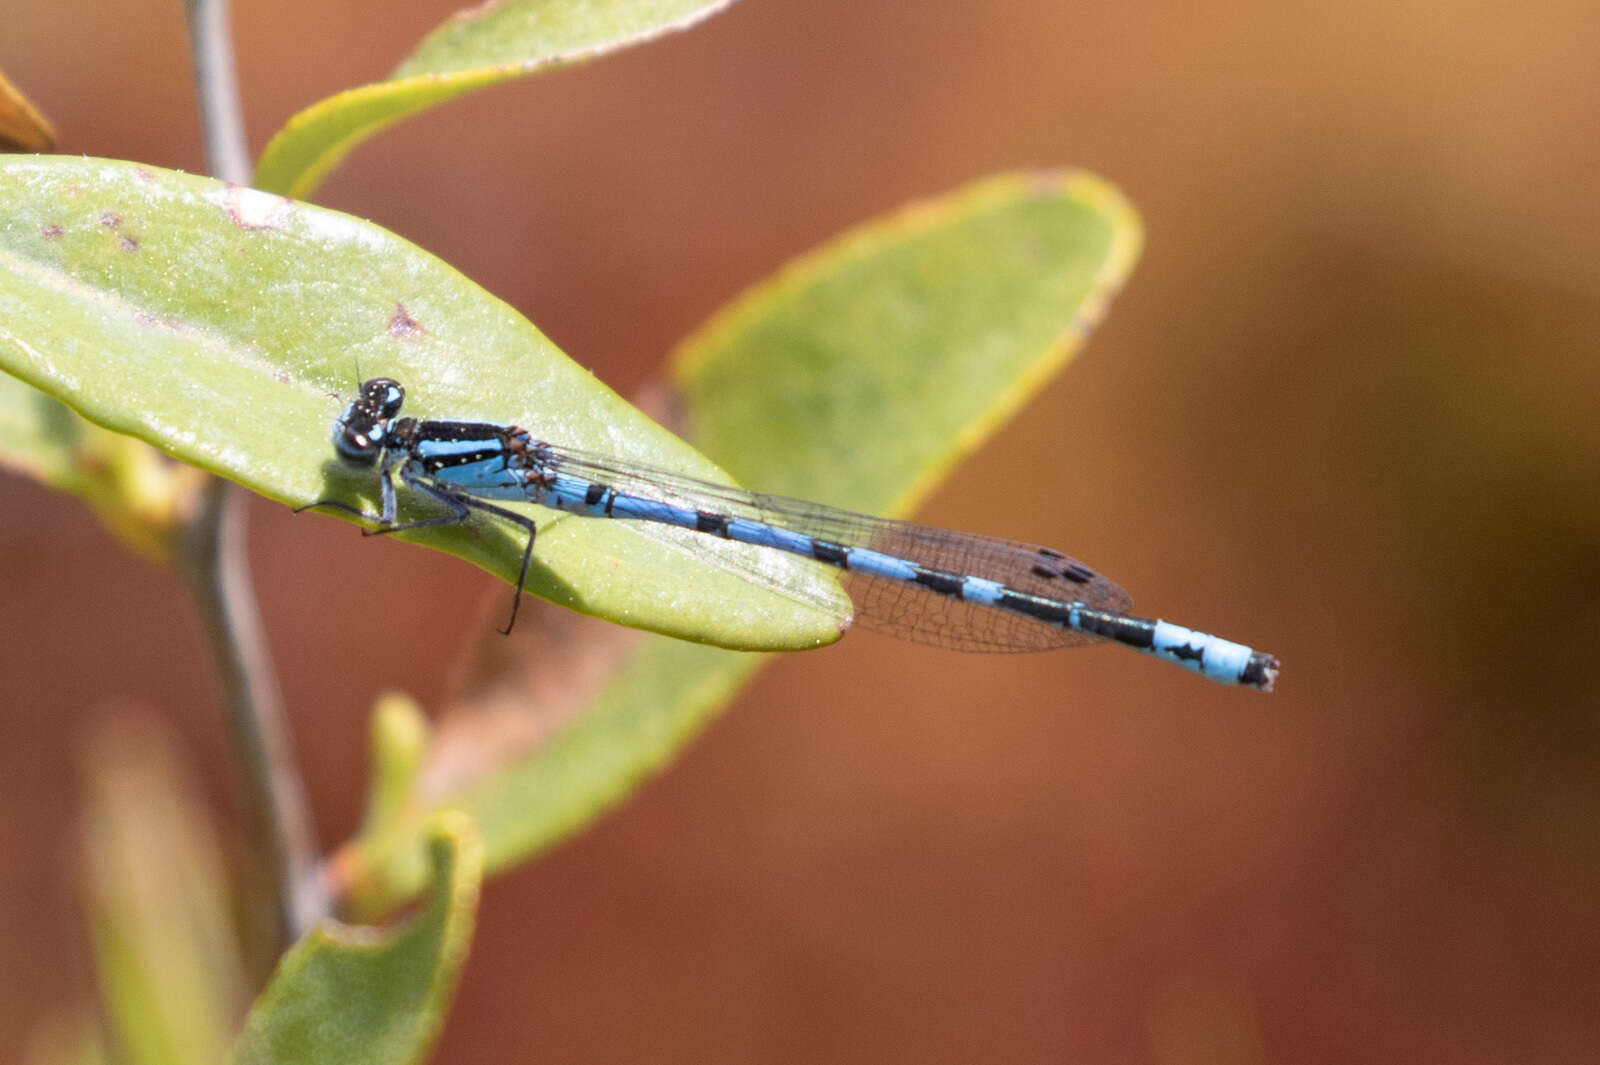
[0,371,200,563]
[79,712,247,1065]
[337,170,1143,910]
[254,0,736,198]
[361,693,431,836]
[0,155,848,650]
[231,814,482,1065]
[676,170,1143,507]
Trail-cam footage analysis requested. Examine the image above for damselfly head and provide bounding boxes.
[332,377,406,467]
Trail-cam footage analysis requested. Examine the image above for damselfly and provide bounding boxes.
[301,379,1280,690]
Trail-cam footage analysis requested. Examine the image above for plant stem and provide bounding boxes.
[184,0,251,186]
[179,480,325,947]
[181,0,325,951]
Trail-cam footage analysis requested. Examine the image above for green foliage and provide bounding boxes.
[0,155,847,651]
[2,0,1142,1059]
[0,370,197,562]
[336,170,1142,912]
[255,0,736,198]
[678,171,1141,507]
[79,714,247,1065]
[231,817,482,1065]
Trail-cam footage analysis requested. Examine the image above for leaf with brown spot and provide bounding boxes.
[0,155,849,651]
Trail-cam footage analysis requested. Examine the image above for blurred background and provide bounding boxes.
[3,0,1598,1061]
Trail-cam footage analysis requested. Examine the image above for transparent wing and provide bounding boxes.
[540,443,1133,653]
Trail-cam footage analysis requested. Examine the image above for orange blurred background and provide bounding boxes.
[3,0,1598,1062]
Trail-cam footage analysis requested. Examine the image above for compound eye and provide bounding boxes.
[333,423,382,466]
[333,379,404,466]
[362,378,405,419]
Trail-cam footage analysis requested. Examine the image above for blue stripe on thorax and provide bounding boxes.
[424,453,520,494]
[415,436,504,461]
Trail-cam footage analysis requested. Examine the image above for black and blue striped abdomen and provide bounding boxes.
[318,380,1279,689]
